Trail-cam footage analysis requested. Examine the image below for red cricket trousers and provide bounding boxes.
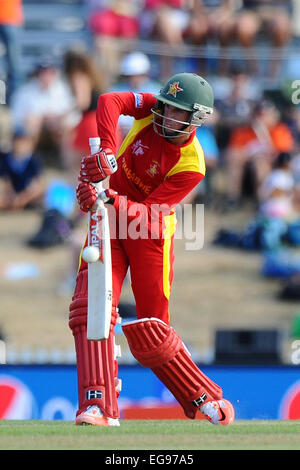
[78,214,176,326]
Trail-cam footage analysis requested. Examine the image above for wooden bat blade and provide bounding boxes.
[86,205,112,341]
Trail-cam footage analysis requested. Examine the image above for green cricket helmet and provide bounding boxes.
[152,73,214,138]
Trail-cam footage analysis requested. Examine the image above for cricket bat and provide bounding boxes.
[83,137,113,340]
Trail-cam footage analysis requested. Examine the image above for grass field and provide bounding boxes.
[0,420,299,450]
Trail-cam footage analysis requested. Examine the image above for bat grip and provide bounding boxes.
[89,136,101,155]
[93,181,103,194]
[93,181,104,205]
[89,137,103,202]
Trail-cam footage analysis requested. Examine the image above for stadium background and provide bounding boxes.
[0,0,299,422]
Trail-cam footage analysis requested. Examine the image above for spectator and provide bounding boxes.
[288,106,300,154]
[236,0,293,77]
[185,0,240,74]
[110,51,161,138]
[214,153,298,251]
[0,128,44,210]
[0,0,24,103]
[259,151,295,219]
[10,58,76,167]
[112,51,160,93]
[225,100,294,205]
[139,1,192,80]
[214,66,261,152]
[88,1,142,82]
[291,149,300,214]
[257,151,300,253]
[62,49,109,179]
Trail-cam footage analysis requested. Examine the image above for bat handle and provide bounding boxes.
[89,136,103,199]
[93,181,104,197]
[89,136,101,155]
[87,137,102,247]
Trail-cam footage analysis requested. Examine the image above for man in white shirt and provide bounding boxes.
[10,59,76,139]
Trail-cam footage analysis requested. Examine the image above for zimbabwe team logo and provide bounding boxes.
[167,82,183,98]
[146,160,160,178]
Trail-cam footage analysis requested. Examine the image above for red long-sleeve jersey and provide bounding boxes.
[96,91,206,236]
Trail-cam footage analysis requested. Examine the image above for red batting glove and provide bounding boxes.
[76,184,118,212]
[79,148,117,183]
[76,182,98,212]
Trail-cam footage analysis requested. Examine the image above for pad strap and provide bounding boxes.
[123,318,222,419]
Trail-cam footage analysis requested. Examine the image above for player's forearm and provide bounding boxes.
[96,93,129,153]
[96,92,156,153]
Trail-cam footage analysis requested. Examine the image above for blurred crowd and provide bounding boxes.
[84,0,296,81]
[0,0,299,298]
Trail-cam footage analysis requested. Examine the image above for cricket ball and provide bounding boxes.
[82,246,100,263]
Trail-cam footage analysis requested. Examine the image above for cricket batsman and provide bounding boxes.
[69,72,235,426]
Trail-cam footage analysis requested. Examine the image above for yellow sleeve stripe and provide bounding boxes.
[116,115,153,160]
[163,212,177,301]
[165,137,206,179]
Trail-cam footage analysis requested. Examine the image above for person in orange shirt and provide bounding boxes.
[0,0,24,102]
[225,100,294,205]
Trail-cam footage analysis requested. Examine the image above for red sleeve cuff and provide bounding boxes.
[111,193,120,210]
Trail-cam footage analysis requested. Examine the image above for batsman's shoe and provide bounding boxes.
[75,405,120,427]
[199,399,234,425]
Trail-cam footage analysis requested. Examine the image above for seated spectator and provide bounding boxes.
[236,0,293,77]
[214,66,261,152]
[215,154,300,252]
[185,0,240,74]
[0,128,44,210]
[112,51,160,93]
[110,51,161,138]
[10,58,76,167]
[225,100,294,205]
[291,152,300,214]
[139,0,192,80]
[89,1,140,39]
[88,1,141,82]
[214,153,298,252]
[288,106,300,153]
[259,151,295,219]
[62,49,109,180]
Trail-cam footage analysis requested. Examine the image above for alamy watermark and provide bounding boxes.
[291,80,300,105]
[175,203,204,251]
[291,340,300,365]
[0,79,6,105]
[100,200,205,251]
